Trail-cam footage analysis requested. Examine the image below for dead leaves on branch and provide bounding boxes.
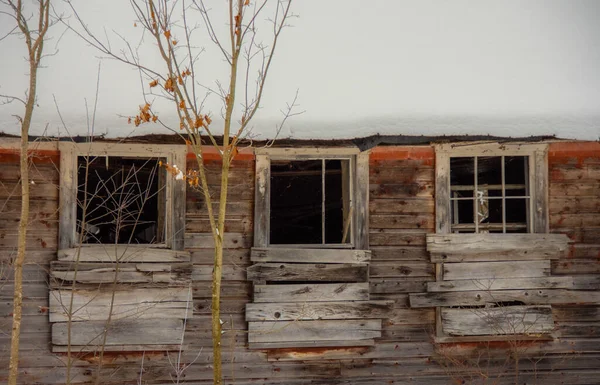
[128,103,158,127]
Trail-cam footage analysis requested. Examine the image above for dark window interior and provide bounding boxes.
[77,156,166,244]
[270,159,350,245]
[450,156,529,233]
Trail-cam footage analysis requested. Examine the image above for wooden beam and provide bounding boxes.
[247,263,368,282]
[426,233,570,255]
[246,300,393,321]
[443,260,550,280]
[251,248,370,264]
[253,154,269,247]
[253,283,370,303]
[434,150,451,234]
[248,319,381,344]
[441,306,553,336]
[410,289,600,308]
[427,276,574,292]
[57,246,191,263]
[355,151,370,249]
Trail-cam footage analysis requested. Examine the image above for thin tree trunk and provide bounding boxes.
[8,53,36,385]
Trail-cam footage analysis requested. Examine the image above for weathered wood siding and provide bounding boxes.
[1,142,600,384]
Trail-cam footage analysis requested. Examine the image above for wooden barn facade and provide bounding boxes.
[1,136,599,384]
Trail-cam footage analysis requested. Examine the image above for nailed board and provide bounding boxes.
[442,260,551,280]
[57,246,191,263]
[253,283,370,303]
[251,247,371,264]
[246,300,393,321]
[247,263,368,282]
[248,319,382,345]
[441,306,554,336]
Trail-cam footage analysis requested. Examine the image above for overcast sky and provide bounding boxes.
[1,0,599,140]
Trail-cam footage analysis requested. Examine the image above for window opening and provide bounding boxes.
[269,158,352,245]
[450,156,529,233]
[76,156,166,244]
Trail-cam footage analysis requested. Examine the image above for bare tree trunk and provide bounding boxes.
[7,2,50,384]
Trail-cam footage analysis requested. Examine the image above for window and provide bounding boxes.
[435,143,549,234]
[58,143,187,250]
[450,155,530,233]
[254,148,369,249]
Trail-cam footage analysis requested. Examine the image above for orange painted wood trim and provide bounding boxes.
[369,146,435,161]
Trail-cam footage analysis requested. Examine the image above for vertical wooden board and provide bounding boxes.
[253,154,269,247]
[434,150,450,234]
[534,148,549,233]
[58,142,76,249]
[355,151,370,249]
[171,147,187,250]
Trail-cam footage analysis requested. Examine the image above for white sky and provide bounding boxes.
[1,0,599,140]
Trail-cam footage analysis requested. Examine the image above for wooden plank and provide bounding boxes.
[370,262,434,278]
[245,300,393,321]
[57,246,191,262]
[185,232,251,248]
[441,306,554,336]
[427,233,570,255]
[58,142,76,249]
[253,283,369,303]
[253,154,269,247]
[171,147,187,250]
[52,344,183,353]
[251,248,371,264]
[49,287,192,322]
[370,198,434,214]
[428,276,574,292]
[247,263,368,282]
[443,260,551,280]
[534,148,549,233]
[52,318,184,346]
[250,339,375,349]
[248,319,381,344]
[435,151,450,233]
[355,151,370,249]
[430,250,563,262]
[409,289,600,308]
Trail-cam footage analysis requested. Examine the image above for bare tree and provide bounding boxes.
[0,1,51,384]
[63,1,297,382]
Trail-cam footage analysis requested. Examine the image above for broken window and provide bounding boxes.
[450,156,530,233]
[269,158,352,245]
[77,156,167,244]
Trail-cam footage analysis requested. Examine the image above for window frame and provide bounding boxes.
[435,143,549,235]
[254,147,369,250]
[58,142,187,250]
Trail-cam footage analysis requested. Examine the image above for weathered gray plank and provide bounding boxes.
[434,151,450,233]
[427,233,570,255]
[250,248,371,264]
[57,246,191,262]
[355,151,370,249]
[246,300,393,321]
[250,339,375,349]
[443,260,551,280]
[430,251,563,263]
[253,154,269,247]
[410,289,600,308]
[428,276,574,292]
[52,344,184,353]
[248,319,382,344]
[50,262,191,285]
[442,306,553,336]
[247,263,368,282]
[253,283,370,303]
[49,287,192,322]
[185,232,251,248]
[52,319,184,346]
[533,149,549,233]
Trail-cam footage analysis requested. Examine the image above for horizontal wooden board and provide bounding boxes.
[427,233,570,257]
[57,246,191,262]
[192,264,247,281]
[370,246,429,261]
[49,287,192,322]
[370,230,427,246]
[246,300,393,321]
[443,260,551,280]
[185,232,251,249]
[253,283,369,303]
[52,319,184,346]
[248,319,382,344]
[247,263,368,282]
[50,261,192,285]
[370,262,434,278]
[410,289,600,308]
[370,214,434,230]
[370,278,428,294]
[370,198,434,214]
[251,248,371,264]
[441,306,553,336]
[250,339,375,349]
[428,276,574,292]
